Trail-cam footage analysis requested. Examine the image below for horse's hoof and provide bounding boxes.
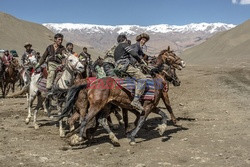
[112,124,120,130]
[34,124,39,130]
[70,126,75,132]
[25,118,30,124]
[172,119,177,125]
[70,134,82,146]
[60,131,66,138]
[109,133,120,147]
[129,141,136,146]
[119,120,125,125]
[158,124,167,136]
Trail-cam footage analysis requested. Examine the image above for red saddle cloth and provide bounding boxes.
[86,77,162,100]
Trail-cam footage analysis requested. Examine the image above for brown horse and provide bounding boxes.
[63,63,180,146]
[1,58,20,97]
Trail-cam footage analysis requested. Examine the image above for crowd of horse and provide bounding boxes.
[0,47,186,147]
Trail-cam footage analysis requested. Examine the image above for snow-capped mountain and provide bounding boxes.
[43,23,236,55]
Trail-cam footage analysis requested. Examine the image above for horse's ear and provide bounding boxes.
[167,46,170,51]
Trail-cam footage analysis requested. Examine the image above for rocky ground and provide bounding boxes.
[0,66,249,167]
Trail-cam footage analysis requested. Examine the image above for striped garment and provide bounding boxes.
[87,77,164,100]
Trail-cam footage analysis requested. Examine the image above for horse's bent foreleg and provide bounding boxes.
[70,105,102,145]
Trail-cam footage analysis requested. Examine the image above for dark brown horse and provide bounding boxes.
[1,58,20,97]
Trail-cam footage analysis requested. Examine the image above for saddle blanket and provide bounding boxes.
[87,77,165,100]
[37,78,47,92]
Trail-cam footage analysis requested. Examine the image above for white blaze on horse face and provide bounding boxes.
[68,54,84,72]
[28,55,37,65]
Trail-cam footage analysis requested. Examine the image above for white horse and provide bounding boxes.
[19,54,38,87]
[25,53,85,137]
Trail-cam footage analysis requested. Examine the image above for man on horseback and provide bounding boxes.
[114,34,147,111]
[131,33,150,61]
[66,42,78,57]
[35,33,66,96]
[1,50,13,78]
[22,42,37,65]
[22,43,38,78]
[79,47,91,63]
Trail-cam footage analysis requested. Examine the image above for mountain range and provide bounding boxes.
[180,19,250,67]
[43,23,236,55]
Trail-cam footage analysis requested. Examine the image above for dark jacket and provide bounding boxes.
[39,44,66,65]
[114,42,141,64]
[131,42,144,58]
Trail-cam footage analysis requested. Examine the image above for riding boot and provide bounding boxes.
[131,80,146,111]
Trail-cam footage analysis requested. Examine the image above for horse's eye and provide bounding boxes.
[69,59,73,62]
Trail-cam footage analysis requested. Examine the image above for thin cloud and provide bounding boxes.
[232,0,250,5]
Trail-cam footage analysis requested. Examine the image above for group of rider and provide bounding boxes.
[1,32,151,110]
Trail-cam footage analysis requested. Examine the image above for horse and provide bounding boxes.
[1,58,20,98]
[65,63,180,146]
[25,53,85,137]
[66,57,124,133]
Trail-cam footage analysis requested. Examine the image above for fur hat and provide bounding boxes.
[24,42,32,47]
[136,33,150,42]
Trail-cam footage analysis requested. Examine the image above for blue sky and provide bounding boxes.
[0,0,249,25]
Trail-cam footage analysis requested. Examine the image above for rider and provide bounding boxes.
[131,33,150,62]
[102,39,131,77]
[114,34,147,111]
[35,33,66,96]
[22,42,37,65]
[22,42,37,75]
[79,47,91,64]
[66,42,78,57]
[1,50,13,78]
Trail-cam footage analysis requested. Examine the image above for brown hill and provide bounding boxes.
[0,12,101,59]
[180,20,250,67]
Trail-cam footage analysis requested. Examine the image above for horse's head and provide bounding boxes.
[93,56,104,67]
[11,58,20,68]
[158,46,186,70]
[27,54,37,66]
[65,54,85,73]
[161,64,181,86]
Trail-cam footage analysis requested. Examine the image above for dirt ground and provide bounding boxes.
[0,66,249,167]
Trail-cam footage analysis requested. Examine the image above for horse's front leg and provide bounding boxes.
[33,93,43,129]
[58,102,65,137]
[12,82,15,93]
[162,91,176,124]
[25,90,37,124]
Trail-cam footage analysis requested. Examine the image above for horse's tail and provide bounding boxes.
[57,84,88,121]
[7,84,29,98]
